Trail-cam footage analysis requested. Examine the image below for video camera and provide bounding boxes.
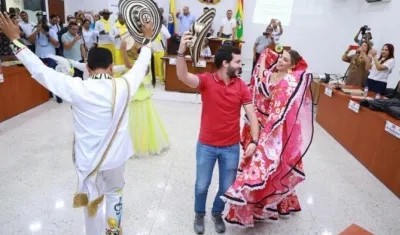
[36,12,50,32]
[360,25,371,35]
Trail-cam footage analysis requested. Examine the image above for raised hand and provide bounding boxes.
[142,21,153,39]
[0,12,21,41]
[178,31,193,53]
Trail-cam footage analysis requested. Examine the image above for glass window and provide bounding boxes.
[6,0,47,24]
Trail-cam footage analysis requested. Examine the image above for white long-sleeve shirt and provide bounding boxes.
[13,42,152,172]
[19,21,35,46]
[94,20,114,45]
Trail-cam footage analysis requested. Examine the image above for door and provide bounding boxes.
[48,0,65,22]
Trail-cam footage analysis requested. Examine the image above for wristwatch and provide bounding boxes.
[251,140,259,146]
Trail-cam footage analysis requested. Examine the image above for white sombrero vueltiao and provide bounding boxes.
[187,8,216,65]
[118,0,162,50]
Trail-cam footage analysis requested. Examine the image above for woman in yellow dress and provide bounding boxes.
[120,40,169,157]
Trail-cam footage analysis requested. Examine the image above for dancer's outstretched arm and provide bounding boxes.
[9,41,83,103]
[121,46,151,98]
[176,31,200,88]
[0,12,83,104]
[120,22,154,98]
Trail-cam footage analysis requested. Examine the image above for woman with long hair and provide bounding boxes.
[221,48,314,227]
[367,43,395,94]
[120,40,169,157]
[342,41,372,86]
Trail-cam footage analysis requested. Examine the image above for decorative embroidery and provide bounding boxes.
[90,73,113,80]
[106,218,121,235]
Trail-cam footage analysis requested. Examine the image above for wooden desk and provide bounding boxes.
[339,224,373,235]
[316,83,400,197]
[0,64,49,122]
[162,55,215,93]
[208,38,244,55]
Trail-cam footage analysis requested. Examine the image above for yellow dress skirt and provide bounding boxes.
[126,59,169,157]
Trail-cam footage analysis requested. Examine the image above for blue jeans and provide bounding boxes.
[194,141,240,216]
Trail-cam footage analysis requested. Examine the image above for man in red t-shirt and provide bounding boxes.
[176,31,259,234]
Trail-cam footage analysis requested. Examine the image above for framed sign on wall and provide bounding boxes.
[199,0,221,5]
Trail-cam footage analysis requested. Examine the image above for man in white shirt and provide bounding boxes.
[49,14,62,55]
[0,12,153,235]
[252,26,275,72]
[218,10,236,39]
[27,17,62,103]
[95,9,116,61]
[18,11,35,51]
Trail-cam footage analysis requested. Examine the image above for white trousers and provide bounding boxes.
[84,164,125,235]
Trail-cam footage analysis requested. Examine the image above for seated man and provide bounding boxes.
[0,12,153,235]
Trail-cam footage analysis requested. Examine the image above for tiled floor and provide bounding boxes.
[1,85,399,235]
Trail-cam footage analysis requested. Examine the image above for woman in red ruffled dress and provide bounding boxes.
[221,48,314,227]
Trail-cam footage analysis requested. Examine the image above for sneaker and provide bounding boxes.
[193,214,205,234]
[212,214,226,233]
[56,97,63,103]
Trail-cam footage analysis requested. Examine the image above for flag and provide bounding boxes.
[235,0,244,40]
[168,0,176,35]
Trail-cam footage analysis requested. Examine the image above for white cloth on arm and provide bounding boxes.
[68,59,126,80]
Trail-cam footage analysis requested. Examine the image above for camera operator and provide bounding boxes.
[27,12,61,103]
[252,26,275,72]
[354,25,373,47]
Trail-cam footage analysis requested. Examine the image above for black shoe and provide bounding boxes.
[49,92,53,98]
[194,215,205,234]
[56,97,63,103]
[212,214,226,233]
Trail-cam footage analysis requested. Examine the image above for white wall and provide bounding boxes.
[5,0,23,9]
[64,0,109,18]
[6,0,48,24]
[242,0,399,88]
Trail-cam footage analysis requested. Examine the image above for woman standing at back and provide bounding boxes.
[367,43,395,94]
[342,41,372,86]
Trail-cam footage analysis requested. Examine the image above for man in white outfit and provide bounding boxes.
[0,12,153,235]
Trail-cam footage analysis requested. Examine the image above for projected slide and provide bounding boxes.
[252,0,294,26]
